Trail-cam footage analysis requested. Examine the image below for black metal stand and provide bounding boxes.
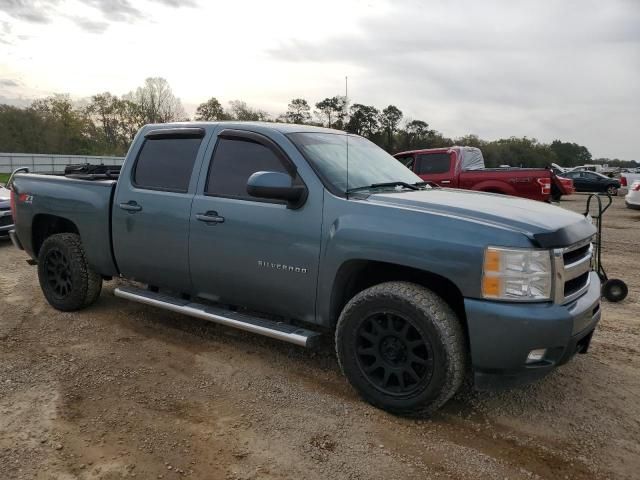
[582,193,628,302]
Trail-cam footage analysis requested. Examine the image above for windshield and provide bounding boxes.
[288,132,422,194]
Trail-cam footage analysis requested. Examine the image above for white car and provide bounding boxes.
[625,181,640,210]
[0,183,13,238]
[621,173,640,195]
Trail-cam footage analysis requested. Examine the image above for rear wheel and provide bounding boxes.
[606,185,618,196]
[37,233,102,311]
[335,281,467,415]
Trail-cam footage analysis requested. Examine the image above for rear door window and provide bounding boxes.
[396,155,415,170]
[415,153,451,174]
[133,137,202,192]
[206,138,292,200]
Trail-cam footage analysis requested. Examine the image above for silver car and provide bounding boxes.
[0,184,13,238]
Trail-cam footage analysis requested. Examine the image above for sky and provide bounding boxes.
[0,0,638,160]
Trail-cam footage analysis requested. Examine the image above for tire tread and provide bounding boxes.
[335,281,467,415]
[37,233,102,311]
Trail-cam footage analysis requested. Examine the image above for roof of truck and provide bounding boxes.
[149,121,343,135]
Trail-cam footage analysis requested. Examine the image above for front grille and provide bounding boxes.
[0,206,10,211]
[554,239,593,303]
[563,244,590,265]
[564,271,590,297]
[0,215,13,227]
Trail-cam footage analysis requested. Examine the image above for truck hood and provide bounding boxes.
[365,188,595,248]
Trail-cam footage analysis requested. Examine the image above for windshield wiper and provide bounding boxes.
[414,181,440,189]
[346,181,426,194]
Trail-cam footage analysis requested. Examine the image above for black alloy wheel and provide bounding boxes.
[37,233,102,311]
[44,248,73,298]
[355,312,434,396]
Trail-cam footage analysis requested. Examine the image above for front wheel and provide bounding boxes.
[37,233,102,311]
[335,281,467,415]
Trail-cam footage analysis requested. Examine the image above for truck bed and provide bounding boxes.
[11,174,119,276]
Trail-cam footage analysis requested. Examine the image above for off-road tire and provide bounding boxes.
[37,233,102,311]
[335,281,467,416]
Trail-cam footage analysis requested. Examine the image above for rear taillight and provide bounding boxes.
[633,183,640,192]
[621,177,627,187]
[537,178,551,195]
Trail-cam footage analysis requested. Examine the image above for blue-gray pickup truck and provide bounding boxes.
[7,122,601,414]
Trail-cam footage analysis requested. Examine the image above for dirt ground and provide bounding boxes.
[1,194,639,480]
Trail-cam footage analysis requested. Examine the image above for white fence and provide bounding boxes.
[0,153,125,174]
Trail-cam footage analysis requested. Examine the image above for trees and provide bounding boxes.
[346,104,379,137]
[453,134,483,149]
[0,104,46,153]
[85,93,143,154]
[315,96,347,128]
[125,77,186,124]
[481,137,557,168]
[550,140,592,167]
[0,83,606,169]
[228,100,269,121]
[379,105,403,151]
[28,95,96,154]
[400,120,431,150]
[195,97,229,121]
[85,93,120,148]
[283,98,311,124]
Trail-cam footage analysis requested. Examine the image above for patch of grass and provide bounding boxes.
[0,173,9,184]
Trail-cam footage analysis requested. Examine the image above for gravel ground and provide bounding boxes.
[1,194,639,479]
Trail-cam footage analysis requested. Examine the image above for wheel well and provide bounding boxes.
[330,260,467,331]
[32,214,79,257]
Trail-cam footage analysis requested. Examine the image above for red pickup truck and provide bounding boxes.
[394,146,574,202]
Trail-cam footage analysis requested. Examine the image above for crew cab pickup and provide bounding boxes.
[394,146,574,202]
[8,122,600,414]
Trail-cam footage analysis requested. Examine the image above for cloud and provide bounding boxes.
[268,0,640,157]
[0,0,198,28]
[155,0,197,7]
[71,16,109,33]
[0,95,33,107]
[84,0,142,23]
[0,78,20,87]
[0,0,59,23]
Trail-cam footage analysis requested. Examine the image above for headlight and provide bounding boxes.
[482,246,552,301]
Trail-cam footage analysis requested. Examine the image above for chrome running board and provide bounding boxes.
[114,285,321,348]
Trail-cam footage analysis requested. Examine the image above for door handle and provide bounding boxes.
[440,180,451,184]
[119,201,142,212]
[196,211,225,224]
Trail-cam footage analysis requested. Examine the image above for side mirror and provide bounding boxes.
[246,171,306,208]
